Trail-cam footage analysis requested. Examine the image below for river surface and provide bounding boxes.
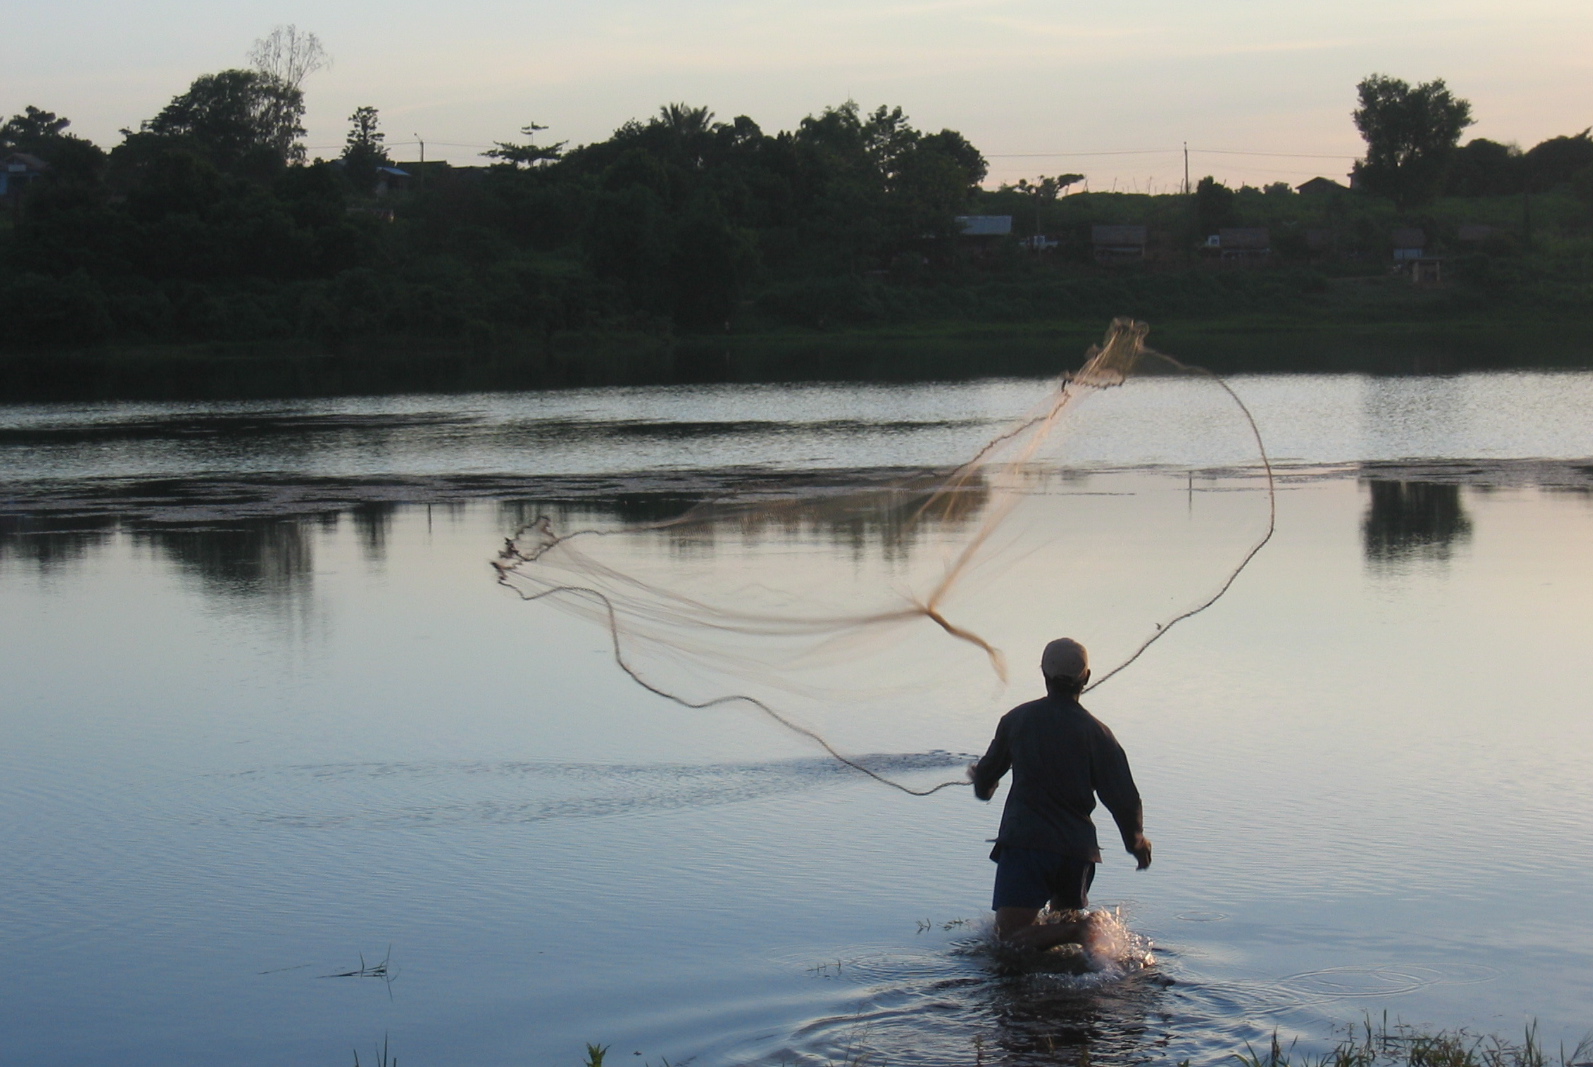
[2,372,1591,1066]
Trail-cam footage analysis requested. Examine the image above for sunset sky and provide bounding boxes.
[8,0,1592,189]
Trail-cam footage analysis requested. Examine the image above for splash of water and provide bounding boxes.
[975,907,1156,982]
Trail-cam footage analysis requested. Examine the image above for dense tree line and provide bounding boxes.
[3,66,1592,355]
[1349,74,1593,206]
[0,72,987,350]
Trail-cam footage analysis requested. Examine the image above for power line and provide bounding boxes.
[989,147,1357,161]
[1191,148,1357,160]
[987,149,1177,158]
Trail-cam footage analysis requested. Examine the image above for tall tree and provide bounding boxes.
[485,122,566,169]
[248,26,328,164]
[1351,74,1473,209]
[135,69,306,173]
[341,106,389,189]
[248,25,331,90]
[1195,175,1235,234]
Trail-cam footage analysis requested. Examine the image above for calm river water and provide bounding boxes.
[2,372,1591,1066]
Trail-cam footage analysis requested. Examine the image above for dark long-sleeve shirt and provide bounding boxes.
[971,694,1143,863]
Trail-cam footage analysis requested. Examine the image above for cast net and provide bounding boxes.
[494,319,1274,794]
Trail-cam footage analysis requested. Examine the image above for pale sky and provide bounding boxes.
[6,0,1591,190]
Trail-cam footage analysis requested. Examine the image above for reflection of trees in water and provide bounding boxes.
[0,514,322,601]
[0,515,117,570]
[133,523,317,599]
[0,500,411,602]
[503,475,991,563]
[1362,480,1473,566]
[3,475,988,604]
[348,502,398,561]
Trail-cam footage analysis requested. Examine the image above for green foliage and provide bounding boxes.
[131,69,305,175]
[1,106,107,184]
[1195,176,1236,234]
[1,106,70,152]
[341,106,389,191]
[4,76,1592,363]
[1524,129,1593,192]
[1447,139,1524,197]
[0,270,114,345]
[1352,74,1474,209]
[485,122,565,168]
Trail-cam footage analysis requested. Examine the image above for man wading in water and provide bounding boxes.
[969,637,1152,951]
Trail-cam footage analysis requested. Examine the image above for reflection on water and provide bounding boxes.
[0,470,998,591]
[1361,481,1473,567]
[780,943,1174,1067]
[10,461,1590,608]
[0,513,116,569]
[137,524,319,599]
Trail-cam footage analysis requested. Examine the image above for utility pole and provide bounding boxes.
[1522,161,1534,251]
[1183,142,1190,195]
[414,134,425,191]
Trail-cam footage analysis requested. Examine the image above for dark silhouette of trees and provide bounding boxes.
[1445,138,1523,197]
[2,106,70,150]
[123,70,306,176]
[1002,175,1082,236]
[1,106,106,185]
[341,106,388,190]
[1523,129,1593,192]
[1195,176,1235,234]
[9,68,1592,364]
[247,26,329,165]
[1352,74,1473,209]
[485,122,565,169]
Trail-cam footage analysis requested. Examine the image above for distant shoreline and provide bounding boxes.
[4,316,1593,403]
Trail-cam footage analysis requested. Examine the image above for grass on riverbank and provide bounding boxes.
[565,1020,1593,1067]
[1233,1020,1593,1067]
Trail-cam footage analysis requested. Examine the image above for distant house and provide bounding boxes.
[955,215,1014,237]
[1296,176,1348,196]
[1091,224,1146,264]
[1218,227,1271,263]
[374,165,411,197]
[1390,228,1442,284]
[1391,228,1427,262]
[1,152,48,198]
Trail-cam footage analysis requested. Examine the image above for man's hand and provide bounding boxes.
[1129,834,1153,870]
[967,761,995,800]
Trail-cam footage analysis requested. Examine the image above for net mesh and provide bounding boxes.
[494,319,1274,794]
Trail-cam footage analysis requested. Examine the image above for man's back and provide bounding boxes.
[971,694,1142,862]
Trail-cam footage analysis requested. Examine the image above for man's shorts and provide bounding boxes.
[991,845,1095,911]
